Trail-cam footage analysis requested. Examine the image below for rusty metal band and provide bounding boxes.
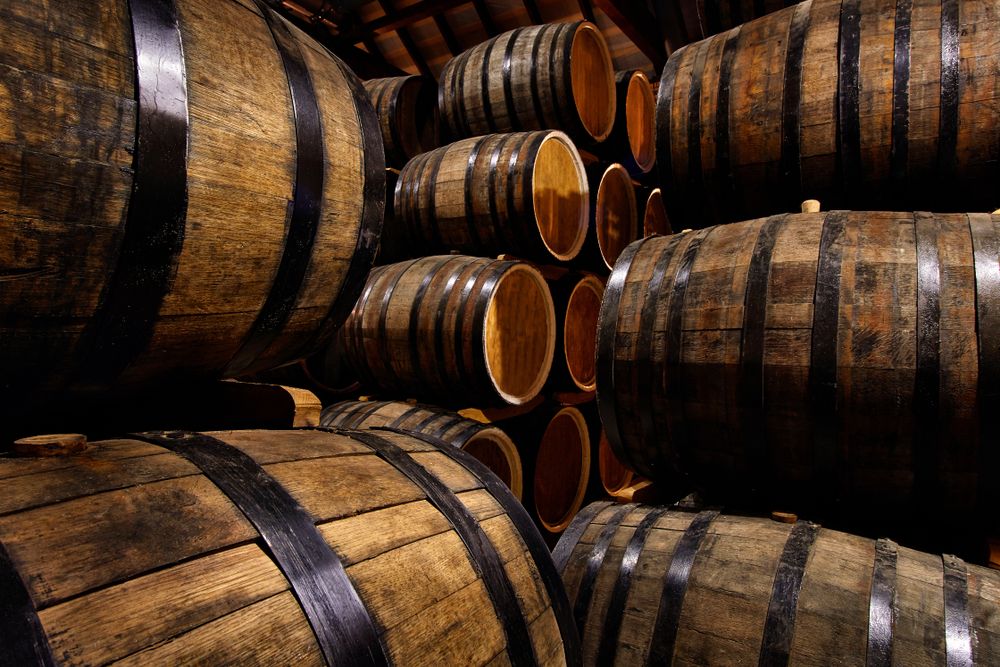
[913,212,942,511]
[937,0,960,186]
[890,0,912,190]
[598,507,671,665]
[374,426,584,666]
[942,554,973,667]
[780,2,810,206]
[837,0,862,203]
[758,521,821,667]
[714,26,742,222]
[79,0,190,383]
[133,430,387,667]
[463,136,490,251]
[408,256,457,383]
[347,429,533,666]
[685,38,713,225]
[809,211,848,509]
[501,28,526,132]
[647,510,720,664]
[866,538,898,667]
[571,504,638,636]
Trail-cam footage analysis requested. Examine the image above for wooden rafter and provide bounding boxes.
[434,14,463,56]
[360,0,468,34]
[377,0,432,77]
[522,0,543,24]
[576,0,596,23]
[471,0,498,36]
[592,0,667,70]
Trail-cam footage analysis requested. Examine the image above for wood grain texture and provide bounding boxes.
[340,256,556,406]
[438,22,615,144]
[0,0,384,418]
[0,429,569,665]
[556,504,1000,666]
[386,131,589,262]
[597,213,997,549]
[321,399,524,498]
[656,0,1000,227]
[363,75,439,167]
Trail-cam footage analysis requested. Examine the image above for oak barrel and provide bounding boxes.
[390,131,589,262]
[597,212,1000,545]
[555,503,1000,665]
[642,188,673,237]
[363,76,439,168]
[600,70,656,177]
[0,428,579,664]
[501,405,598,536]
[320,399,524,499]
[657,0,1000,227]
[578,164,640,272]
[0,0,384,416]
[548,273,605,393]
[340,256,556,406]
[597,432,636,496]
[438,22,616,144]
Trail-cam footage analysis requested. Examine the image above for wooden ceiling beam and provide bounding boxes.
[576,0,596,23]
[522,0,543,24]
[471,0,498,36]
[591,0,667,70]
[434,14,463,56]
[377,0,432,78]
[360,0,469,34]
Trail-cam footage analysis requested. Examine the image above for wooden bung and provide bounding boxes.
[11,434,88,458]
[438,22,616,144]
[320,400,524,499]
[577,163,640,272]
[597,211,1000,551]
[340,256,556,407]
[388,131,589,263]
[0,0,384,419]
[598,70,656,177]
[555,503,1000,665]
[547,274,605,393]
[363,76,439,168]
[801,199,821,213]
[657,0,1000,227]
[642,187,673,237]
[0,429,576,664]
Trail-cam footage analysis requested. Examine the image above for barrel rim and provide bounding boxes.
[625,70,656,173]
[462,427,525,500]
[569,22,617,142]
[596,163,639,270]
[533,406,592,533]
[531,131,590,261]
[564,274,604,392]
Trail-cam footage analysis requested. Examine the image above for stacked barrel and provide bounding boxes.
[307,19,674,543]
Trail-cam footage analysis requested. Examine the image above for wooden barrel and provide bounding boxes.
[657,0,1000,227]
[554,503,1000,665]
[363,76,439,168]
[501,406,597,535]
[389,131,589,263]
[641,188,673,236]
[597,431,636,496]
[600,70,656,177]
[250,333,360,402]
[577,164,640,272]
[0,428,579,665]
[597,212,1000,546]
[438,22,616,144]
[341,256,556,406]
[319,399,524,499]
[547,274,605,393]
[0,0,384,417]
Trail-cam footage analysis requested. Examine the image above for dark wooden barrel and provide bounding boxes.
[657,0,1000,227]
[599,70,656,177]
[388,131,589,263]
[597,431,636,496]
[320,399,524,499]
[597,212,1000,547]
[547,274,605,393]
[577,164,640,272]
[554,503,1000,666]
[0,0,384,417]
[340,256,556,406]
[250,333,360,402]
[500,405,598,535]
[641,188,673,236]
[363,76,439,168]
[438,22,616,144]
[0,428,579,665]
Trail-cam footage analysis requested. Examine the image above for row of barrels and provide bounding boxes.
[2,430,996,665]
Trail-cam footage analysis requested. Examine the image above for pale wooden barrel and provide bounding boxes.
[555,503,1000,665]
[390,131,589,262]
[320,399,524,499]
[0,0,384,417]
[363,76,439,167]
[340,256,556,406]
[438,22,616,144]
[0,428,580,664]
[657,0,1000,227]
[597,212,1000,547]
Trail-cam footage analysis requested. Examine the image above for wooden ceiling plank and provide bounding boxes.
[591,0,667,70]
